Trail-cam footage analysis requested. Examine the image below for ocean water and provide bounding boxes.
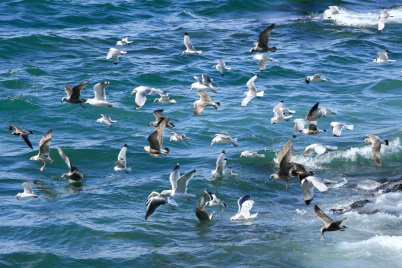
[1,0,402,267]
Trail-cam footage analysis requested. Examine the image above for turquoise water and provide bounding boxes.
[1,0,402,267]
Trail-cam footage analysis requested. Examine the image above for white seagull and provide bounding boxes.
[145,192,177,220]
[86,81,113,107]
[271,100,296,124]
[29,129,55,172]
[230,195,258,221]
[131,86,161,109]
[364,134,389,166]
[373,50,395,63]
[378,9,392,32]
[212,60,231,76]
[182,32,202,55]
[96,114,117,127]
[253,54,275,71]
[330,122,353,137]
[242,74,264,107]
[160,163,197,198]
[116,37,133,46]
[169,131,191,144]
[16,182,38,200]
[204,190,227,209]
[305,74,327,84]
[240,150,265,158]
[106,47,127,64]
[212,150,227,178]
[300,174,328,205]
[323,6,340,19]
[211,132,238,147]
[190,74,216,93]
[304,144,338,156]
[153,91,177,104]
[193,91,220,116]
[114,144,131,172]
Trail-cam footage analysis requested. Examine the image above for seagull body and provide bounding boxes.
[364,134,389,166]
[378,10,392,32]
[212,150,227,178]
[212,60,231,76]
[96,114,117,127]
[323,6,340,19]
[16,182,38,200]
[144,117,170,157]
[148,109,175,129]
[29,129,55,172]
[253,54,275,71]
[57,147,84,183]
[114,144,131,172]
[61,81,88,108]
[271,100,295,124]
[204,190,227,209]
[270,140,299,190]
[249,24,277,53]
[145,192,177,220]
[161,163,197,198]
[240,150,265,158]
[131,86,161,109]
[86,81,113,107]
[373,50,395,63]
[154,91,177,104]
[305,102,336,122]
[193,91,220,116]
[300,174,328,205]
[106,47,127,64]
[116,37,133,46]
[169,131,191,144]
[314,205,347,237]
[231,195,258,221]
[304,144,338,156]
[182,33,202,55]
[190,74,216,93]
[305,74,327,84]
[242,74,264,107]
[9,125,33,149]
[211,132,237,147]
[195,193,215,222]
[330,122,353,137]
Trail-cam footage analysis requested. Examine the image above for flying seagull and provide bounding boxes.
[148,109,175,129]
[270,140,299,190]
[61,81,88,108]
[96,114,117,127]
[271,100,295,124]
[230,194,258,221]
[144,117,170,157]
[106,47,127,64]
[163,163,196,197]
[153,91,177,104]
[314,205,347,237]
[57,147,84,182]
[253,54,275,71]
[364,134,389,166]
[242,74,264,107]
[182,32,202,55]
[16,182,38,200]
[204,190,227,209]
[169,131,191,144]
[211,150,227,178]
[195,193,215,222]
[190,74,216,93]
[240,150,265,158]
[116,37,133,46]
[299,173,328,205]
[378,9,392,32]
[304,144,338,156]
[29,129,55,172]
[145,192,177,220]
[330,122,353,137]
[8,125,33,149]
[305,74,327,84]
[212,60,231,76]
[193,91,220,116]
[114,144,131,172]
[305,102,336,122]
[249,24,277,53]
[373,50,395,63]
[131,86,161,109]
[211,132,238,147]
[86,81,113,107]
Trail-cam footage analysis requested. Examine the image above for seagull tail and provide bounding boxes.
[256,91,264,97]
[346,125,354,130]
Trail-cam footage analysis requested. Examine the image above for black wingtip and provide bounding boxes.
[305,199,312,205]
[221,150,225,154]
[184,32,189,36]
[123,144,128,147]
[384,139,389,145]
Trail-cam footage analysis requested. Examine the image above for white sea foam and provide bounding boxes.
[338,235,402,255]
[357,179,381,191]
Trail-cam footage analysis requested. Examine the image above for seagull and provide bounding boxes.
[211,132,238,147]
[57,147,84,183]
[29,129,55,172]
[373,50,395,63]
[230,195,258,221]
[195,192,215,222]
[169,131,191,144]
[378,9,392,32]
[61,81,88,108]
[242,74,264,107]
[96,114,117,127]
[299,173,328,205]
[240,150,265,158]
[305,74,327,84]
[211,150,227,178]
[86,81,113,107]
[106,47,127,64]
[271,100,296,124]
[182,32,202,55]
[16,182,38,200]
[204,190,227,209]
[116,37,133,46]
[305,102,336,122]
[364,134,389,166]
[193,91,220,116]
[212,60,231,76]
[131,86,161,109]
[144,117,170,157]
[190,74,216,93]
[253,54,275,71]
[249,23,277,53]
[114,144,131,172]
[330,122,353,137]
[293,102,335,137]
[323,6,340,19]
[145,192,177,220]
[270,140,298,190]
[314,205,347,237]
[153,91,177,104]
[149,109,175,129]
[158,163,196,198]
[304,144,338,156]
[8,125,33,149]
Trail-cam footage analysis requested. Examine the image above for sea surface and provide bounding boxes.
[1,0,402,267]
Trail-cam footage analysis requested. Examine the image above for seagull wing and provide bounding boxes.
[22,182,34,194]
[39,129,52,156]
[153,109,165,121]
[93,82,107,101]
[57,147,72,170]
[135,87,151,108]
[198,90,211,102]
[238,200,254,218]
[377,51,389,61]
[201,74,213,85]
[278,140,293,176]
[169,164,180,193]
[175,169,196,194]
[308,176,328,193]
[237,194,251,214]
[258,23,274,49]
[314,205,333,227]
[331,122,344,136]
[184,34,195,51]
[241,95,254,107]
[246,75,258,94]
[366,135,382,166]
[145,195,168,220]
[21,133,33,149]
[306,102,320,121]
[106,48,115,60]
[117,145,127,166]
[70,81,88,99]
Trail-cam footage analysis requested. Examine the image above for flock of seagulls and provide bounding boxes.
[10,5,396,237]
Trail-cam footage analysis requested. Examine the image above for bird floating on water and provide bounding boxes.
[86,81,113,107]
[57,147,84,183]
[114,144,131,172]
[305,74,327,84]
[373,50,395,63]
[212,150,227,178]
[16,182,38,200]
[240,150,265,158]
[182,33,202,55]
[195,192,215,223]
[230,195,258,221]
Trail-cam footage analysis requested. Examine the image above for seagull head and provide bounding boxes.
[305,77,311,84]
[61,97,67,103]
[385,50,391,54]
[28,131,33,134]
[16,193,21,200]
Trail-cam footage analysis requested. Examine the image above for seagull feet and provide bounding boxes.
[40,164,46,172]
